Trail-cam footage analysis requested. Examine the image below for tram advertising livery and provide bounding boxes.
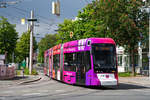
[44,38,118,86]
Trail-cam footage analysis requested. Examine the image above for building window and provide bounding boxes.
[118,55,122,66]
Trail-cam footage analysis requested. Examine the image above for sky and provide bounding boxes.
[0,0,91,41]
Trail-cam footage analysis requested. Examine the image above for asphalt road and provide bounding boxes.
[0,75,150,100]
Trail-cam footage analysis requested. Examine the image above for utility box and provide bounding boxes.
[0,66,6,77]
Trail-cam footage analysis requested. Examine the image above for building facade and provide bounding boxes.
[117,46,143,74]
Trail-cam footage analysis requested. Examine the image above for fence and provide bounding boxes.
[0,65,15,79]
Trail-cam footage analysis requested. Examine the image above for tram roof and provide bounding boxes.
[63,38,115,48]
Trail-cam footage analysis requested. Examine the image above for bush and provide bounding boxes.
[16,70,21,75]
[24,68,29,75]
[118,72,132,77]
[20,68,38,75]
[32,69,38,75]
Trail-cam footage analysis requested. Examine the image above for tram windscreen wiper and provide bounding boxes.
[94,64,116,73]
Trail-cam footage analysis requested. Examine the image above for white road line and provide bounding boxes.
[3,91,14,93]
[59,93,70,96]
[22,93,42,96]
[55,90,65,92]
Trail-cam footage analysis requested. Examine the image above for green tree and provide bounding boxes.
[57,2,109,42]
[92,0,148,76]
[38,34,57,63]
[56,19,76,43]
[0,16,18,63]
[57,0,148,75]
[15,31,37,63]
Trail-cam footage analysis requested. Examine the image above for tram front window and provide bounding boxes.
[92,44,116,73]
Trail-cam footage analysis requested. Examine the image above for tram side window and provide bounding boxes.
[64,51,91,72]
[46,56,49,68]
[76,51,91,71]
[53,54,60,70]
[64,53,76,71]
[76,52,82,65]
[84,51,91,71]
[44,56,49,68]
[44,57,47,67]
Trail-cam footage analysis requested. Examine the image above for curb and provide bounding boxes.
[19,77,42,85]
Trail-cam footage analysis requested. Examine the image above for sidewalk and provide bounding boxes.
[17,75,41,84]
[0,75,41,88]
[119,76,150,87]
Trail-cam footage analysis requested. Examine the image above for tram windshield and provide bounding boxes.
[92,44,116,72]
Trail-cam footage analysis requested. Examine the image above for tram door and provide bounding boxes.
[76,52,86,85]
[60,44,64,81]
[46,55,50,76]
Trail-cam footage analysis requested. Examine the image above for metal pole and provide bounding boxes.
[29,10,34,74]
[27,22,29,31]
[148,6,150,78]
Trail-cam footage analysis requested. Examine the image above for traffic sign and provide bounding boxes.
[70,31,73,38]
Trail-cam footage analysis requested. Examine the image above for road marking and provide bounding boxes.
[39,90,49,93]
[22,93,41,96]
[55,90,65,92]
[59,93,70,95]
[3,91,14,93]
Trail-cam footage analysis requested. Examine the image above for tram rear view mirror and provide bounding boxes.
[64,62,68,66]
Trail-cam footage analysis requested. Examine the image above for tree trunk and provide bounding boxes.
[131,49,136,76]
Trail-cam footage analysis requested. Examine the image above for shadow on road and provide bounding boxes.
[84,83,150,90]
[113,83,150,90]
[0,76,28,81]
[52,79,150,90]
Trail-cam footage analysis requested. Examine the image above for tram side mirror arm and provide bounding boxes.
[90,48,94,55]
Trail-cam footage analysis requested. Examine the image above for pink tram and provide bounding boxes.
[44,38,118,86]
